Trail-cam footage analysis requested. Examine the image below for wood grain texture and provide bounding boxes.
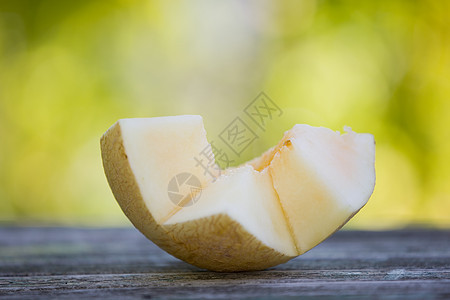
[0,228,449,299]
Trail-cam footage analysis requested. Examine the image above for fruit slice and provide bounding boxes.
[101,116,295,271]
[250,125,376,253]
[101,115,375,271]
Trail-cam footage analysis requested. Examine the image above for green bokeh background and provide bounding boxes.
[0,0,449,228]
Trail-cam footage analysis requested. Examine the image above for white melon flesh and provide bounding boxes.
[118,116,220,223]
[166,166,297,257]
[257,125,375,253]
[101,115,375,271]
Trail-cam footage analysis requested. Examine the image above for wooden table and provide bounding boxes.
[0,228,449,299]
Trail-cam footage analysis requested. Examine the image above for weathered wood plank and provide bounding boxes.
[0,228,449,299]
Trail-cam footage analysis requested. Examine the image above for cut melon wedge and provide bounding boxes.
[100,115,375,271]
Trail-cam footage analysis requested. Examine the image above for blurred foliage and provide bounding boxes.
[0,0,449,227]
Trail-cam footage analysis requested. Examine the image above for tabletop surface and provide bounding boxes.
[0,227,449,299]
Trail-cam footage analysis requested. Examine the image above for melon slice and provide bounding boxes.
[100,115,375,271]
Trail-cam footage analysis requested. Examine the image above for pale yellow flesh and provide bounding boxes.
[119,116,220,223]
[101,115,375,271]
[265,125,375,253]
[101,118,293,272]
[166,166,297,256]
